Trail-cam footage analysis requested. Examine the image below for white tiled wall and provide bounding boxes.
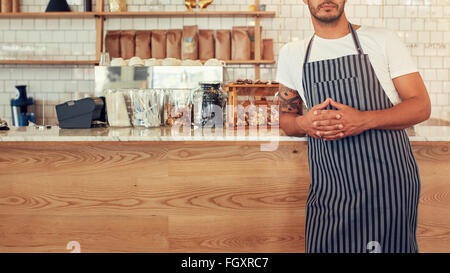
[0,0,449,126]
[0,18,96,61]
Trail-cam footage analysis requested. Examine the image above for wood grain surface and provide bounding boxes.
[411,142,450,253]
[0,141,448,253]
[0,215,168,253]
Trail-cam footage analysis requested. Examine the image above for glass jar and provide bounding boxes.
[236,95,280,128]
[129,89,164,128]
[192,82,228,128]
[103,89,132,127]
[164,89,193,127]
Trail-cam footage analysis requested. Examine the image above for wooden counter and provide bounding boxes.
[0,127,449,253]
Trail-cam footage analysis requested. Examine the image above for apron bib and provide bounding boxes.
[302,23,421,253]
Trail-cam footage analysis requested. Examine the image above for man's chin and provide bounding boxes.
[315,15,341,23]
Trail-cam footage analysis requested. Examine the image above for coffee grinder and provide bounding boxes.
[10,85,36,127]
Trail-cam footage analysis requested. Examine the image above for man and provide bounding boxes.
[276,0,431,253]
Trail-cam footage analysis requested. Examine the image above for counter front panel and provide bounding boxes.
[0,126,449,252]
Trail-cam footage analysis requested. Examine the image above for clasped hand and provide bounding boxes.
[297,98,370,141]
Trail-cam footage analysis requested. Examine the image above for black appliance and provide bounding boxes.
[56,97,106,129]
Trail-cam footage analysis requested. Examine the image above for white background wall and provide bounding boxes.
[0,0,448,126]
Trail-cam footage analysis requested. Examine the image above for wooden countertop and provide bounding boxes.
[0,126,303,142]
[0,125,449,142]
[0,138,449,252]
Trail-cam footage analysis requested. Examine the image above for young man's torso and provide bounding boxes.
[276,26,418,108]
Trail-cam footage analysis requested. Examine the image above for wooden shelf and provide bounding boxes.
[0,12,98,18]
[0,60,272,65]
[97,11,276,18]
[224,60,276,65]
[0,0,274,79]
[0,60,273,65]
[0,11,275,19]
[0,60,98,65]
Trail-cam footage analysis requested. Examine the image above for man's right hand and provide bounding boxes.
[278,85,344,139]
[296,98,345,140]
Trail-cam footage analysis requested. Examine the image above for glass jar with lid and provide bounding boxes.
[192,82,228,128]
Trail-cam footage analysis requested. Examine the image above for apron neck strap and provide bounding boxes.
[349,22,364,55]
[303,22,364,65]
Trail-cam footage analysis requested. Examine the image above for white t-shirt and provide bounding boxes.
[276,26,418,109]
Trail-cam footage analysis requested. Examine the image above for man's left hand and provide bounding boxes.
[318,99,372,141]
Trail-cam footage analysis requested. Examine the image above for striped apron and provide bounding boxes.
[302,23,421,253]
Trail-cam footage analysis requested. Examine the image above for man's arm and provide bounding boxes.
[320,72,431,140]
[367,72,431,130]
[278,84,306,137]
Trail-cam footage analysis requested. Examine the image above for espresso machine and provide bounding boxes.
[10,85,35,127]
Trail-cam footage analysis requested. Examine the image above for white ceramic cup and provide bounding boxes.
[162,58,181,66]
[145,58,162,66]
[111,57,127,66]
[204,58,226,66]
[129,56,144,67]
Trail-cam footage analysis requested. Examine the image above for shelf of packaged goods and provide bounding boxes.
[0,60,272,65]
[0,11,275,19]
[97,11,276,18]
[0,60,98,65]
[0,0,274,80]
[223,60,276,65]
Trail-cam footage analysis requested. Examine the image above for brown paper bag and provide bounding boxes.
[120,30,136,60]
[247,26,263,59]
[215,30,231,60]
[233,26,263,60]
[232,27,250,60]
[1,0,12,13]
[182,25,199,60]
[263,39,274,60]
[12,0,19,12]
[105,30,121,58]
[135,31,151,59]
[151,30,167,59]
[199,30,215,60]
[166,29,182,59]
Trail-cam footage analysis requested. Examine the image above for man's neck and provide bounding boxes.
[311,15,355,39]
